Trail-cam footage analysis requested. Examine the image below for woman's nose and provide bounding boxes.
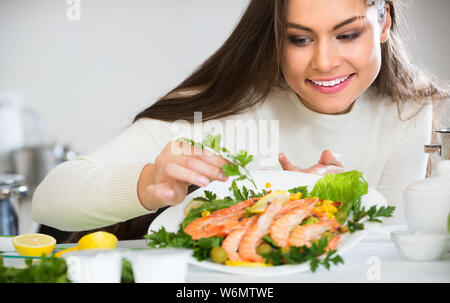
[311,39,342,72]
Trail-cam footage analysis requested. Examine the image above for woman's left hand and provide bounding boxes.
[278,150,345,175]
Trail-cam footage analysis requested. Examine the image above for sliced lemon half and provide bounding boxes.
[12,233,56,257]
[225,260,272,267]
[250,190,290,213]
[184,199,206,216]
[77,231,118,250]
[54,231,118,257]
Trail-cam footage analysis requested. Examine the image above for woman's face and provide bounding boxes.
[282,0,391,114]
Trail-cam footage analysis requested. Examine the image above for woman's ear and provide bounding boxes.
[380,3,392,43]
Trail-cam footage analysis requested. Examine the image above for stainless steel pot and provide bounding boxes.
[0,174,28,235]
[10,144,76,191]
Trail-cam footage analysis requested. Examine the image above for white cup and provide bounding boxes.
[126,248,192,283]
[63,249,123,283]
[403,190,450,234]
[391,230,450,261]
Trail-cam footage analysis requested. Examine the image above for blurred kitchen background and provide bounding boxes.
[0,0,449,236]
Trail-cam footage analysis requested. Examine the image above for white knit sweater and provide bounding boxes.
[32,86,432,230]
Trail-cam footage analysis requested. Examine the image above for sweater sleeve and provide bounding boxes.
[32,118,175,231]
[376,103,433,225]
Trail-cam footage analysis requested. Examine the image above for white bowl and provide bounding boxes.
[125,248,192,283]
[391,230,450,261]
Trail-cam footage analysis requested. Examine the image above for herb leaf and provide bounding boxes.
[145,226,223,262]
[347,203,396,233]
[262,236,344,273]
[178,135,258,190]
[0,254,70,283]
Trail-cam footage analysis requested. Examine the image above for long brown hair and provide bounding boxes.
[134,0,449,124]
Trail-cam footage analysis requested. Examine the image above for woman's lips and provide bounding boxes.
[307,73,356,94]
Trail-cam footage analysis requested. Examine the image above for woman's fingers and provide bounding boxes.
[146,181,188,207]
[164,162,211,187]
[197,151,231,169]
[176,155,228,181]
[318,150,344,167]
[279,153,300,171]
[279,150,346,176]
[146,182,175,204]
[305,164,346,175]
[167,140,230,178]
[307,150,346,175]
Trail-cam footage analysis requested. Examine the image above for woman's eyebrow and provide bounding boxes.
[286,16,365,32]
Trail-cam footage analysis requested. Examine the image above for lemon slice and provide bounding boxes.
[250,190,290,213]
[184,199,206,216]
[225,260,272,267]
[12,233,56,257]
[54,231,118,257]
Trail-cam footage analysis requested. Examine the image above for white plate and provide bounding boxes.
[148,170,387,276]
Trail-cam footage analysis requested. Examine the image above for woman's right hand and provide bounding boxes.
[137,140,230,210]
[279,150,345,175]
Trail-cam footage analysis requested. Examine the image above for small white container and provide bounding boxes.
[0,236,14,252]
[403,160,450,234]
[391,230,450,261]
[403,190,450,233]
[126,248,192,283]
[62,249,123,283]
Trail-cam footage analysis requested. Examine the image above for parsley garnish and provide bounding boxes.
[177,134,257,190]
[145,226,223,261]
[261,237,344,272]
[346,200,395,233]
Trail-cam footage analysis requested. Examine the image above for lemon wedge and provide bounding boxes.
[225,260,272,267]
[54,231,118,258]
[184,199,206,216]
[12,233,56,257]
[250,190,290,213]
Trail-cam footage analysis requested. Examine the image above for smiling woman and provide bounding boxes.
[282,0,389,114]
[31,0,449,242]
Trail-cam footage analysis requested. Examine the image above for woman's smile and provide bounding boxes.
[307,73,357,94]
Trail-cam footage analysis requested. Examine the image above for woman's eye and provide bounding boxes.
[288,36,312,46]
[337,32,361,41]
[288,32,361,46]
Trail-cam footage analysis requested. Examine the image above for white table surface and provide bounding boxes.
[117,225,450,283]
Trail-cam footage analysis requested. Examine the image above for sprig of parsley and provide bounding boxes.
[261,236,344,272]
[177,134,257,190]
[145,226,224,261]
[192,190,218,202]
[346,200,395,233]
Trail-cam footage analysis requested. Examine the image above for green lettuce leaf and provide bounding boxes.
[307,170,369,222]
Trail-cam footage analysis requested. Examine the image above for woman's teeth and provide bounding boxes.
[311,75,351,87]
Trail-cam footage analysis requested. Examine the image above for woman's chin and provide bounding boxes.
[307,102,354,115]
